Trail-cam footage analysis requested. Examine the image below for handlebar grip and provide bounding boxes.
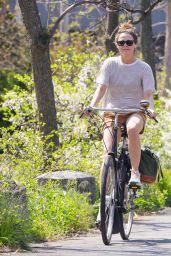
[79,106,93,118]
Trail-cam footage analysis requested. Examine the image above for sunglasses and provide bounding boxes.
[117,40,134,46]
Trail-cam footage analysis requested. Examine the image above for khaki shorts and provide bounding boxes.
[103,112,146,134]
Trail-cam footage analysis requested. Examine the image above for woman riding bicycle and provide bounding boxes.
[86,22,156,187]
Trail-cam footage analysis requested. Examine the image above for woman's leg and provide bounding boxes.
[96,115,121,224]
[103,126,121,154]
[126,113,145,184]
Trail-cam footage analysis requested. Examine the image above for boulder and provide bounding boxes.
[37,170,96,204]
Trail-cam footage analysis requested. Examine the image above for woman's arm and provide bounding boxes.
[90,84,107,107]
[144,89,156,118]
[144,90,154,110]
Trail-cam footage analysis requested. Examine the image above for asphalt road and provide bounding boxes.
[1,208,171,256]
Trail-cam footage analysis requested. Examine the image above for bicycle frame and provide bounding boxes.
[112,112,119,157]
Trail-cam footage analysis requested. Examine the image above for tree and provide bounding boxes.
[17,0,162,151]
[105,1,119,53]
[140,0,157,89]
[18,0,102,151]
[164,0,171,92]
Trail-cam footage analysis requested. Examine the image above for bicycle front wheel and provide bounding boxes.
[119,184,134,240]
[101,155,117,245]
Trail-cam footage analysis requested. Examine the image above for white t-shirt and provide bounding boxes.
[96,56,155,109]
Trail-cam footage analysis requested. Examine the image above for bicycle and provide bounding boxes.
[85,100,158,245]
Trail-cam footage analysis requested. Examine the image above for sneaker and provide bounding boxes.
[129,170,141,187]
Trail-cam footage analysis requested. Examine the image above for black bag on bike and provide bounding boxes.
[139,147,163,184]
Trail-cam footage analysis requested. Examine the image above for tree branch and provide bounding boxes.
[49,0,102,38]
[123,0,162,15]
[130,0,163,24]
[110,0,163,37]
[49,0,163,40]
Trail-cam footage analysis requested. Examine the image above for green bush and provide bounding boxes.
[28,183,93,241]
[0,182,29,248]
[0,180,93,247]
[158,169,171,206]
[135,183,167,214]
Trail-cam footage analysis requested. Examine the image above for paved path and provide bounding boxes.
[1,208,171,256]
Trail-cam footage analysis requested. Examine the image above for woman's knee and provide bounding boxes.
[127,125,140,137]
[126,114,144,136]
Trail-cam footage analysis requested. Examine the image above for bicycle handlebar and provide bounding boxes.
[91,107,141,114]
[85,106,158,123]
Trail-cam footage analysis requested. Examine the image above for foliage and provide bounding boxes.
[0,176,30,248]
[0,176,93,248]
[0,1,30,72]
[50,33,106,183]
[0,196,28,248]
[158,169,171,206]
[0,34,101,247]
[0,1,30,101]
[135,183,167,213]
[28,183,93,241]
[141,98,171,169]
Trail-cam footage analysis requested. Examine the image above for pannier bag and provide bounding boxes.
[139,147,163,184]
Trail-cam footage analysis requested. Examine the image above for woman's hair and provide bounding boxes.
[115,22,138,44]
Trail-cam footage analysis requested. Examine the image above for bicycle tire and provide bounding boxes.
[119,184,134,240]
[100,155,117,245]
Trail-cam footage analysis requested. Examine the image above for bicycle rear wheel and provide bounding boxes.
[101,155,116,245]
[119,184,134,240]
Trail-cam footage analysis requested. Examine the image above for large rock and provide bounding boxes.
[37,170,96,204]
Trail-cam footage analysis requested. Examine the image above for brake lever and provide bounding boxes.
[79,112,84,118]
[145,109,158,123]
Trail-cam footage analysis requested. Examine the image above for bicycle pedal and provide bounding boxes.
[128,183,141,190]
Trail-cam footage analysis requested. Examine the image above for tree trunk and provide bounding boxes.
[164,0,171,91]
[105,7,119,53]
[140,0,157,89]
[31,41,59,147]
[18,0,59,149]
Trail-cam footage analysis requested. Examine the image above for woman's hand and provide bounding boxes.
[83,106,93,117]
[80,106,93,118]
